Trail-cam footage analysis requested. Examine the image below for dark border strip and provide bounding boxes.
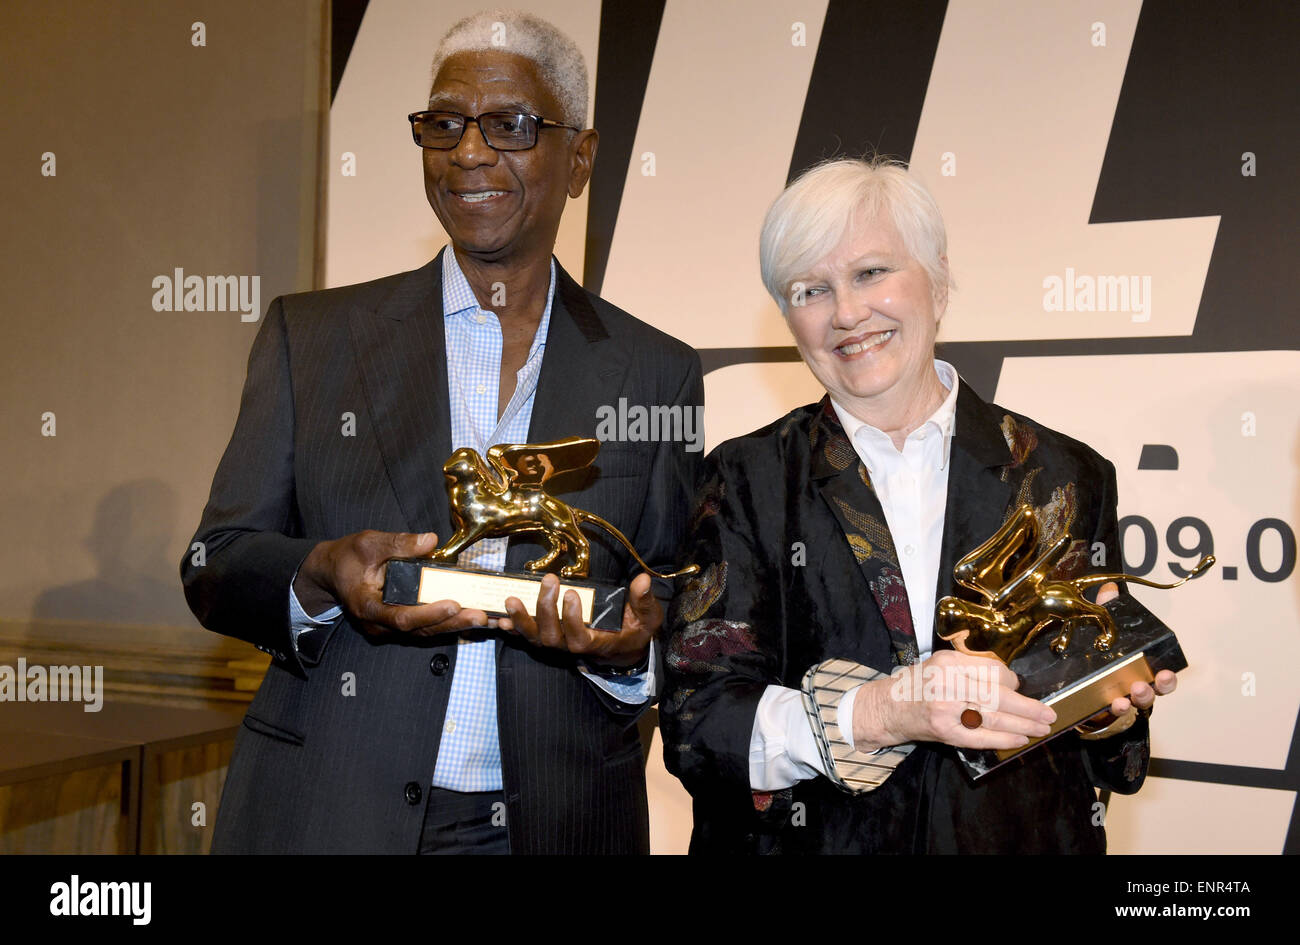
[1149,758,1296,791]
[700,346,802,375]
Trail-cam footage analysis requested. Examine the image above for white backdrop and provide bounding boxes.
[327,0,1298,854]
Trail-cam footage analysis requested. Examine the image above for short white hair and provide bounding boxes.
[759,158,954,313]
[429,9,589,128]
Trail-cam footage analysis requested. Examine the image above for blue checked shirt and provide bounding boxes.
[288,249,652,792]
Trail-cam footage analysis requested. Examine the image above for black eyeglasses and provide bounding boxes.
[408,111,580,151]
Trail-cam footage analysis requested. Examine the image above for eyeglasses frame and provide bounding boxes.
[407,110,581,151]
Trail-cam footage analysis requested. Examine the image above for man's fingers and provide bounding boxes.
[384,599,458,630]
[623,573,663,635]
[502,596,535,638]
[628,573,655,614]
[359,599,494,636]
[531,576,564,648]
[391,530,438,560]
[559,590,596,650]
[1154,669,1178,695]
[1095,581,1120,605]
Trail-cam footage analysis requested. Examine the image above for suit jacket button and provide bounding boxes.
[404,781,422,805]
[430,654,450,676]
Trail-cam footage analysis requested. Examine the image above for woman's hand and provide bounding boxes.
[1086,582,1178,724]
[852,649,1055,751]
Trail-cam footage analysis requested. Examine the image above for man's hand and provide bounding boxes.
[294,530,490,639]
[498,572,661,668]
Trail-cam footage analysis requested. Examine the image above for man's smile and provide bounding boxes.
[452,189,509,204]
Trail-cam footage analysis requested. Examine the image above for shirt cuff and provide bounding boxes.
[748,684,830,791]
[288,569,342,651]
[579,639,657,705]
[837,685,861,750]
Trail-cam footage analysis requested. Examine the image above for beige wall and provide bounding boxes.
[0,0,326,629]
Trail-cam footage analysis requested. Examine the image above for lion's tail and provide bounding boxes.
[574,509,699,580]
[1071,554,1215,591]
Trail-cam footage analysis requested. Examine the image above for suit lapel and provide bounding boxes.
[810,398,919,668]
[522,261,623,444]
[813,380,1022,664]
[933,381,1017,634]
[348,248,455,539]
[505,261,628,572]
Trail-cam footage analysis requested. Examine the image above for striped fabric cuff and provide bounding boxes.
[800,658,915,794]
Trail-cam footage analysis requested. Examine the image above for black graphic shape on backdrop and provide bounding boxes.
[944,0,1300,399]
[697,0,948,382]
[583,0,667,296]
[787,0,949,182]
[1089,0,1299,354]
[1151,703,1300,854]
[1138,444,1179,471]
[331,0,370,104]
[700,346,801,376]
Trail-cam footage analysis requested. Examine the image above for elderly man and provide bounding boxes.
[183,11,702,854]
[660,158,1173,854]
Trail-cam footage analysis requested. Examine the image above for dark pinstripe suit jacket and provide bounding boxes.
[182,247,703,853]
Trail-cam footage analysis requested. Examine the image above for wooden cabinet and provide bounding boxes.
[0,621,267,853]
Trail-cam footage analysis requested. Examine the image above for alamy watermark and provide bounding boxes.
[595,398,705,453]
[50,875,150,925]
[151,268,260,322]
[0,658,103,712]
[888,661,1000,710]
[1043,267,1151,322]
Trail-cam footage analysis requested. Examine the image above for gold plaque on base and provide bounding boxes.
[383,559,626,630]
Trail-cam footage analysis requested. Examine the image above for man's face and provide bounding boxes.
[422,50,595,265]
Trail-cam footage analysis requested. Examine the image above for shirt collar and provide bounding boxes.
[441,248,557,359]
[830,359,960,472]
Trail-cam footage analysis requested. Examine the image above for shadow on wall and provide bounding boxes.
[31,479,194,627]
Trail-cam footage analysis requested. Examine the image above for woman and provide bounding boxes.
[659,158,1176,854]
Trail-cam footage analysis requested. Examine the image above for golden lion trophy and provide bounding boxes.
[936,504,1212,778]
[382,436,696,630]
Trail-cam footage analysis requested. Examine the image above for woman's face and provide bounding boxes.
[785,212,947,418]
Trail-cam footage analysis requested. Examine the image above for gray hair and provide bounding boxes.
[759,158,954,313]
[429,9,589,128]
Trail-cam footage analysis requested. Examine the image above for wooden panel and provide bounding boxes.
[0,761,130,854]
[0,621,260,852]
[142,741,235,855]
[0,619,269,710]
[1,698,243,853]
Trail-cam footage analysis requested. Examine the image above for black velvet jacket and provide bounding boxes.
[659,380,1150,854]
